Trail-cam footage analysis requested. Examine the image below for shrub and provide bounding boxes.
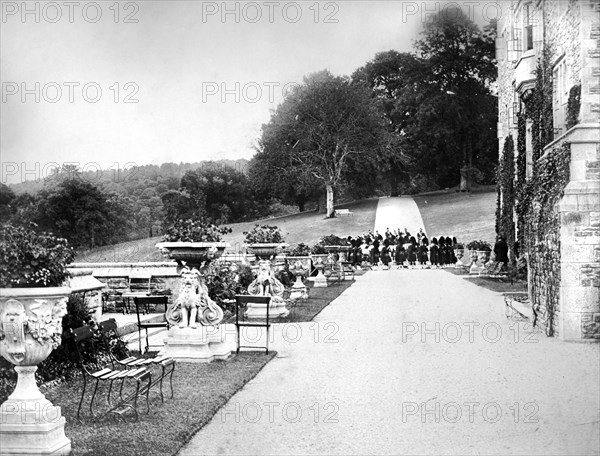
[244,225,285,243]
[288,243,311,256]
[162,218,231,242]
[310,244,327,254]
[319,234,348,246]
[205,262,253,313]
[0,224,74,288]
[466,240,492,251]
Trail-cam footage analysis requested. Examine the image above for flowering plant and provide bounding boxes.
[162,218,231,242]
[0,224,74,288]
[243,224,285,244]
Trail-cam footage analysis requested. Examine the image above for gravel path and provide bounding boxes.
[374,197,427,236]
[179,270,600,455]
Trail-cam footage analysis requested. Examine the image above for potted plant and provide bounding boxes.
[156,218,231,269]
[243,224,288,260]
[0,224,73,454]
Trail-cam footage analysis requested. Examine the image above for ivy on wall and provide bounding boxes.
[497,135,516,259]
[528,46,554,165]
[515,113,527,248]
[524,142,571,336]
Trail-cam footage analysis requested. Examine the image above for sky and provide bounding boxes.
[1,0,503,185]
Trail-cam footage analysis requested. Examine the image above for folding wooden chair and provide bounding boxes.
[235,295,272,354]
[69,325,151,422]
[98,318,175,403]
[134,296,170,354]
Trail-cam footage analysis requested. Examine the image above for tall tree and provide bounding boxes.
[412,15,498,190]
[259,70,387,217]
[352,51,421,195]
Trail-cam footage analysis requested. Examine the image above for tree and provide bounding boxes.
[412,14,498,190]
[31,177,133,248]
[259,70,387,217]
[352,51,421,195]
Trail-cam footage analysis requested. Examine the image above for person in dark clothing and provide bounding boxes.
[395,242,406,267]
[429,237,439,268]
[417,239,429,268]
[493,236,509,266]
[407,236,417,267]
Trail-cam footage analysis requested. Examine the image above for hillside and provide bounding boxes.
[75,199,380,262]
[75,191,497,263]
[414,190,496,244]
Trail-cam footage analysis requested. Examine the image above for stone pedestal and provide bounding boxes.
[161,326,233,362]
[245,298,289,319]
[0,367,71,456]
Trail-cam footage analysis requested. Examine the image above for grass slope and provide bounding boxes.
[76,199,379,263]
[413,191,496,244]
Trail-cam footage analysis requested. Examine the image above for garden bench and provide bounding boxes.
[69,325,152,422]
[98,318,176,403]
[235,295,272,354]
[504,292,531,321]
[334,209,353,216]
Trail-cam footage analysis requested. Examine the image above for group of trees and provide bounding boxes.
[248,12,498,215]
[0,161,256,249]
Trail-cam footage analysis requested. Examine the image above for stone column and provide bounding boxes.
[558,5,600,341]
[558,126,600,341]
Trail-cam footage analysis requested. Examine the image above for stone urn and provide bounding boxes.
[287,256,311,301]
[155,242,233,362]
[0,287,71,456]
[310,254,329,288]
[454,248,467,270]
[469,250,491,275]
[155,242,229,268]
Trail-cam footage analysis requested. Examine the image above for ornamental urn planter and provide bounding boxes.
[155,242,229,269]
[0,286,72,456]
[245,243,288,261]
[469,250,491,275]
[286,256,311,301]
[454,248,467,271]
[309,254,330,288]
[155,242,233,362]
[323,246,351,280]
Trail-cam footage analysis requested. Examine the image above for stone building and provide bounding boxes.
[495,0,599,340]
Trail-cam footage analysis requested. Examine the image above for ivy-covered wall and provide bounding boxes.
[524,143,571,336]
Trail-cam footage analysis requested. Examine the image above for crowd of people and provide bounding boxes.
[343,228,460,269]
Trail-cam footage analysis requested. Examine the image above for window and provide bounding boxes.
[523,2,534,51]
[553,58,569,137]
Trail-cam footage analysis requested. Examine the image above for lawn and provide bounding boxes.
[413,190,497,244]
[75,199,379,263]
[43,352,275,456]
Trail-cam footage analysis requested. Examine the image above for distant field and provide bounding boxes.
[413,190,496,244]
[75,199,379,263]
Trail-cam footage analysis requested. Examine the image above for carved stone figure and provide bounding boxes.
[248,260,285,298]
[0,299,28,365]
[166,267,223,328]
